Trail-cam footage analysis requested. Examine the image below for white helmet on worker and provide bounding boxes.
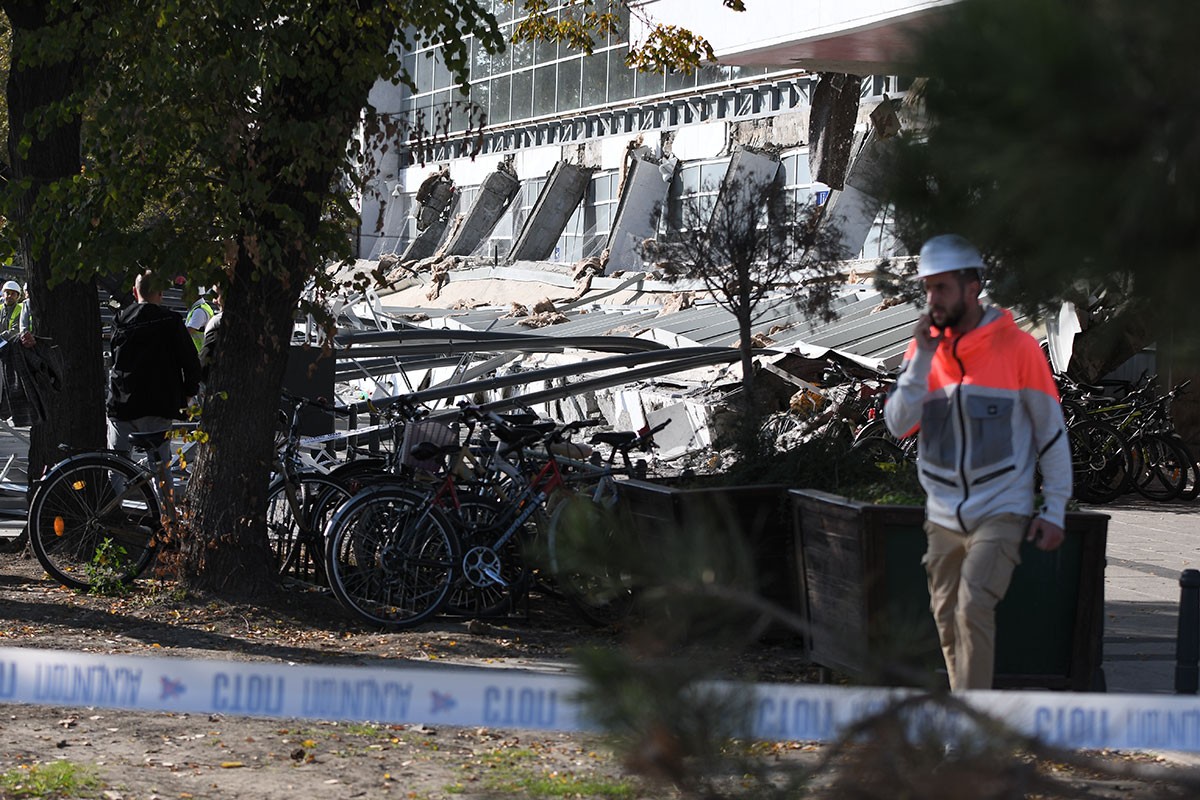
[916,234,985,279]
[1,280,21,294]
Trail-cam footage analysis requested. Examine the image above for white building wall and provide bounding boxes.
[635,0,955,63]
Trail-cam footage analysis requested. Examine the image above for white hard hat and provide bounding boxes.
[1,280,21,293]
[917,235,985,279]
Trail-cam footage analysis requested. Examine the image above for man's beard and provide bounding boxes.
[933,298,967,330]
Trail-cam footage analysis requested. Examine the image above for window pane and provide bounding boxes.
[494,0,513,24]
[432,89,452,130]
[786,152,813,186]
[535,11,558,64]
[593,174,610,203]
[607,47,633,103]
[635,68,664,98]
[472,37,496,80]
[697,63,726,88]
[414,51,434,95]
[534,64,557,117]
[467,81,489,128]
[665,68,693,93]
[403,52,417,88]
[511,25,533,70]
[612,5,630,47]
[582,50,607,107]
[490,76,511,124]
[511,70,533,121]
[679,164,700,194]
[557,58,582,112]
[699,162,726,192]
[408,96,432,133]
[433,52,451,91]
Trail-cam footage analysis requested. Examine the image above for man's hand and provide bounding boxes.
[18,332,33,348]
[1026,517,1065,551]
[914,314,942,353]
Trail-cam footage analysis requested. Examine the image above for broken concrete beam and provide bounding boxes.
[604,156,676,275]
[821,128,897,259]
[401,192,460,262]
[808,72,863,190]
[441,167,521,257]
[508,162,593,262]
[709,148,781,231]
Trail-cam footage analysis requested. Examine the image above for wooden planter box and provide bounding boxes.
[791,489,1108,691]
[619,479,800,635]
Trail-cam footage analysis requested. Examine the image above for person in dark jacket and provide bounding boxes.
[107,272,202,463]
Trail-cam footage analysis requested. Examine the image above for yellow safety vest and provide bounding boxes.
[188,300,214,352]
[3,302,21,333]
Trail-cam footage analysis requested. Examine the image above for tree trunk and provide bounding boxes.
[4,3,107,487]
[178,255,303,597]
[173,18,381,597]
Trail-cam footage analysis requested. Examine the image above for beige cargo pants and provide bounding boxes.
[923,513,1029,691]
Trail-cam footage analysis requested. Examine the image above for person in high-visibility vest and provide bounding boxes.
[1,280,23,334]
[185,289,218,352]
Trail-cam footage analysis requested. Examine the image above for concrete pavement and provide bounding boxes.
[1092,496,1200,694]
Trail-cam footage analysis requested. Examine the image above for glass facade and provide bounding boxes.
[373,2,906,262]
[402,0,778,133]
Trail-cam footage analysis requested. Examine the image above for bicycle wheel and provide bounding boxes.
[1130,433,1189,502]
[324,486,459,629]
[850,432,907,466]
[327,458,391,494]
[29,453,161,591]
[546,492,636,627]
[1067,420,1132,504]
[266,473,353,585]
[442,492,531,618]
[758,412,805,450]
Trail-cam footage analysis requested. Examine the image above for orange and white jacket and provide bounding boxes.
[884,306,1072,533]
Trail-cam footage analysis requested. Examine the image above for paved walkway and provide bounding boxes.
[1093,496,1200,694]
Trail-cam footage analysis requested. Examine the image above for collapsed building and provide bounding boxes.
[316,3,948,456]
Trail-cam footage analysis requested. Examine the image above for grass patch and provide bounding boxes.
[459,748,636,798]
[339,722,388,738]
[0,761,103,798]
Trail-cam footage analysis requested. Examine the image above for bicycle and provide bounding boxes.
[321,410,588,629]
[264,393,358,585]
[27,424,197,591]
[545,418,672,626]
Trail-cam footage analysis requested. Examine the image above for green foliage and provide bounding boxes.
[883,0,1200,348]
[0,13,10,156]
[512,0,743,75]
[0,760,103,798]
[85,537,131,597]
[688,435,925,504]
[1,1,506,293]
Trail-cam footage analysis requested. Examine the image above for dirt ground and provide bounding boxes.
[0,547,1197,800]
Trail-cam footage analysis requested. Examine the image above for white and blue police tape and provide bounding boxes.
[3,646,1200,752]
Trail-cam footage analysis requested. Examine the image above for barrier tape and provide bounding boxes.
[2,646,1200,752]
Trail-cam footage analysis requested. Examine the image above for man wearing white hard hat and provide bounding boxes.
[1,280,22,334]
[884,234,1072,691]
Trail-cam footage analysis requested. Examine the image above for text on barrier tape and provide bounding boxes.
[3,646,1200,753]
